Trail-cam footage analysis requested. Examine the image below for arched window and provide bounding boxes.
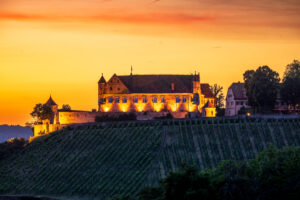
[143,96,147,103]
[182,96,187,103]
[108,97,113,103]
[115,97,120,103]
[153,97,157,103]
[123,97,127,103]
[161,96,165,103]
[176,96,180,103]
[134,97,138,103]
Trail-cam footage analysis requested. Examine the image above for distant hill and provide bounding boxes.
[0,118,299,200]
[0,125,33,143]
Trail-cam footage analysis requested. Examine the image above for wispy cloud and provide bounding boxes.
[0,11,215,25]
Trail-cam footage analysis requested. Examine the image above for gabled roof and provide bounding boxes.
[118,75,194,93]
[45,96,57,106]
[229,82,247,100]
[203,101,215,108]
[200,84,215,98]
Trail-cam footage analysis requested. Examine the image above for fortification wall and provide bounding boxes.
[58,111,99,124]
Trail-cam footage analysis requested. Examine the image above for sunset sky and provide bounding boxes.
[0,0,300,125]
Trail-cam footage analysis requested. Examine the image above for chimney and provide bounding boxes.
[171,82,175,91]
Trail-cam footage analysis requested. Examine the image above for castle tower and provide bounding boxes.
[45,95,58,124]
[98,74,106,111]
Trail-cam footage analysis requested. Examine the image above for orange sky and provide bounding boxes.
[0,0,300,125]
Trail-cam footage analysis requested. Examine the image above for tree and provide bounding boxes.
[61,104,71,111]
[30,103,53,122]
[281,60,300,110]
[243,66,280,113]
[210,84,225,116]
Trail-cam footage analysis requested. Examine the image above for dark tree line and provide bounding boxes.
[244,60,300,113]
[109,146,300,200]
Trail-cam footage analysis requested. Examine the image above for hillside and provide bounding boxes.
[0,125,33,143]
[0,118,299,200]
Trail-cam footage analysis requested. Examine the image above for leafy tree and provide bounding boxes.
[281,60,300,110]
[243,66,280,113]
[210,84,225,116]
[61,104,71,111]
[30,103,53,122]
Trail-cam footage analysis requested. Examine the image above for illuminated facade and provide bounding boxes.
[98,73,216,117]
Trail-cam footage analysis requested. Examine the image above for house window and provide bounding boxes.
[182,96,187,103]
[134,97,138,103]
[143,96,147,103]
[123,97,127,103]
[176,96,180,103]
[231,102,234,105]
[153,97,157,103]
[161,96,165,103]
[108,97,113,103]
[115,97,120,103]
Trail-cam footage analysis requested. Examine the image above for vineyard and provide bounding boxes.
[0,118,299,200]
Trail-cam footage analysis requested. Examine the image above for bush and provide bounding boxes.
[0,138,28,160]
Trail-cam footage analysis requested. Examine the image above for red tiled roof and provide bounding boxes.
[200,84,215,98]
[45,96,57,106]
[229,82,247,100]
[118,75,194,93]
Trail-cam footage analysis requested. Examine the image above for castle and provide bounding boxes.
[98,73,216,116]
[32,72,216,139]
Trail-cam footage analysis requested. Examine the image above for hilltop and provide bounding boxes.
[0,118,299,200]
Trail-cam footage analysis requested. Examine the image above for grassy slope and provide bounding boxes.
[0,119,299,200]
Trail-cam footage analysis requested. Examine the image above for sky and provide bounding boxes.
[0,0,300,125]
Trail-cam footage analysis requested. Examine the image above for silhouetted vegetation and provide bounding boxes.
[281,60,300,111]
[122,146,300,200]
[0,138,27,160]
[61,104,71,111]
[244,66,280,113]
[95,112,137,122]
[31,104,53,122]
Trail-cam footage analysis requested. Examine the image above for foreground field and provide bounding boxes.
[0,118,299,200]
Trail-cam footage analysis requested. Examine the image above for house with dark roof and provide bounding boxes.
[98,73,216,117]
[225,82,249,116]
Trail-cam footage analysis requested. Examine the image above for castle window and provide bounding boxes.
[123,97,127,103]
[115,97,120,103]
[161,96,165,103]
[134,97,138,103]
[143,96,147,103]
[182,96,187,103]
[176,96,180,103]
[153,97,157,103]
[108,97,113,103]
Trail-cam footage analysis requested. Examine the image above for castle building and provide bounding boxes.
[98,73,216,117]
